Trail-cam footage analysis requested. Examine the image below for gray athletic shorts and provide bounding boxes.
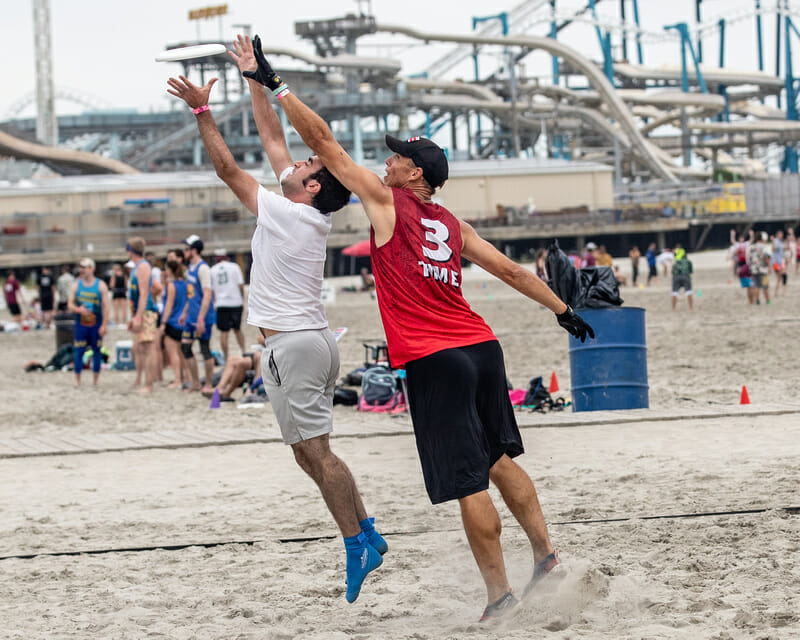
[260,328,339,445]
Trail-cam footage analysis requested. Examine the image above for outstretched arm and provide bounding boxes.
[166,75,259,215]
[245,38,395,243]
[460,221,594,341]
[229,35,292,179]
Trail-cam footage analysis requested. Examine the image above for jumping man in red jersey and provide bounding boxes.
[243,36,594,620]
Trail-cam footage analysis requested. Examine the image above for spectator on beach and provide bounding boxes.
[159,258,188,389]
[730,229,750,277]
[595,245,613,267]
[581,242,597,268]
[645,242,658,285]
[657,247,674,277]
[628,246,641,285]
[167,34,387,604]
[179,235,217,394]
[68,258,110,386]
[613,265,628,286]
[37,266,55,329]
[203,337,265,401]
[737,261,755,305]
[146,251,164,314]
[534,248,548,282]
[109,263,128,326]
[671,245,694,311]
[3,271,24,322]
[126,236,160,393]
[788,228,798,275]
[56,264,75,312]
[748,232,771,305]
[210,249,246,361]
[359,267,375,291]
[261,40,595,619]
[771,230,788,297]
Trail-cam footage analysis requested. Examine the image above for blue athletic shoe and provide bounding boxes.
[360,517,388,555]
[344,532,383,603]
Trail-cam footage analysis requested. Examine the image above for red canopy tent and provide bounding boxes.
[341,238,371,257]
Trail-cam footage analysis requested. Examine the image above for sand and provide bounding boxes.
[1,249,799,639]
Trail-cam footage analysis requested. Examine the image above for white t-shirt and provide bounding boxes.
[210,260,244,308]
[247,185,331,331]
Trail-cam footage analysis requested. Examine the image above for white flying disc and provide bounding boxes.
[155,44,227,62]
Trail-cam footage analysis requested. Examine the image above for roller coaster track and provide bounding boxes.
[0,129,137,175]
[377,23,680,182]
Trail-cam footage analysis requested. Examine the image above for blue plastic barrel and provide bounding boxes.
[568,307,648,411]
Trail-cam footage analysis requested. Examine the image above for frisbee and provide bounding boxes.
[155,44,227,62]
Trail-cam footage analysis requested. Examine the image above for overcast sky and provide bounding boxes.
[0,0,782,118]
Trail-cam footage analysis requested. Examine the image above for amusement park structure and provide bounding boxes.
[3,1,800,182]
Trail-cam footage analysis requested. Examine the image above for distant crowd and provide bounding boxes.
[4,234,255,393]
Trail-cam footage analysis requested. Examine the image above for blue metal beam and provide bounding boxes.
[632,0,643,64]
[588,0,614,82]
[664,22,708,93]
[783,14,798,172]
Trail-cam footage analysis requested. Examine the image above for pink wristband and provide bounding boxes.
[192,104,210,115]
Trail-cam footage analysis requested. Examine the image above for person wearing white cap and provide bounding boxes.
[165,34,388,605]
[209,248,246,361]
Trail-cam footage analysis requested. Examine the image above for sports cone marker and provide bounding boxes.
[209,388,221,409]
[549,371,559,393]
[739,385,750,405]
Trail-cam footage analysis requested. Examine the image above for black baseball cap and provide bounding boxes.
[385,135,449,189]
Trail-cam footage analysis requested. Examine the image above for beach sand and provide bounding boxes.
[1,249,799,639]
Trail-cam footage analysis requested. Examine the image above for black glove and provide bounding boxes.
[243,35,284,91]
[556,305,595,342]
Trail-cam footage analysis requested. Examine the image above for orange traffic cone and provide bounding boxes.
[549,371,559,393]
[739,385,750,405]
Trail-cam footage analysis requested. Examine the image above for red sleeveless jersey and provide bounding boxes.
[370,188,496,366]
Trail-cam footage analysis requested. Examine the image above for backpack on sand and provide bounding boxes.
[523,376,553,411]
[358,366,405,412]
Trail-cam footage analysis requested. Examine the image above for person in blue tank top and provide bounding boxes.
[126,236,160,393]
[159,258,188,389]
[179,235,217,393]
[68,257,110,386]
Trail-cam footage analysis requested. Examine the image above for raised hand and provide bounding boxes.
[166,76,218,110]
[243,35,283,91]
[229,34,257,75]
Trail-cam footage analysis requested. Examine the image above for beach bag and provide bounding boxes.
[333,386,358,406]
[358,366,404,412]
[523,376,552,410]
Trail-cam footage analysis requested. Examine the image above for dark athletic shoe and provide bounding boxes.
[523,549,560,597]
[479,591,518,622]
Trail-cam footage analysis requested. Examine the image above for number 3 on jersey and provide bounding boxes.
[420,218,453,262]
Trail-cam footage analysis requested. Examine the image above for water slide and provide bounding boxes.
[376,23,680,182]
[0,129,138,175]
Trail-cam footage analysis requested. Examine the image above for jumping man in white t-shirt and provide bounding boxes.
[166,34,387,604]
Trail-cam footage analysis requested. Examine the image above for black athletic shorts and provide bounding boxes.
[40,294,54,312]
[216,306,243,332]
[404,339,524,504]
[8,302,21,316]
[163,323,183,342]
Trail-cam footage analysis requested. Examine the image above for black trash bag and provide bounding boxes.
[546,239,585,308]
[545,239,623,309]
[580,266,623,308]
